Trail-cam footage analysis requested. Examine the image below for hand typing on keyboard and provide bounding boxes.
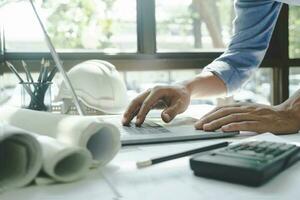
[122,121,170,134]
[194,102,300,134]
[122,85,191,127]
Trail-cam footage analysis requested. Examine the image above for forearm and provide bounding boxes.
[199,1,282,95]
[181,72,227,99]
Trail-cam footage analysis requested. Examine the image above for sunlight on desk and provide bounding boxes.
[1,131,300,200]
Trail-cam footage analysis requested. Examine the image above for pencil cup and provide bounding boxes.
[20,82,52,111]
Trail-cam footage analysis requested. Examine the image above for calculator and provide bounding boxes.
[190,141,300,186]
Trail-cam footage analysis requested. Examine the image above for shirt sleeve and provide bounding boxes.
[203,0,282,95]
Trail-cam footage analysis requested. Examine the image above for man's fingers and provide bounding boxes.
[122,106,140,126]
[153,99,168,109]
[200,103,245,121]
[135,89,163,126]
[196,113,259,131]
[221,121,263,133]
[122,90,150,125]
[161,101,182,123]
[195,107,251,129]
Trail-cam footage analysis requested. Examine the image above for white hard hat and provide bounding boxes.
[55,60,128,115]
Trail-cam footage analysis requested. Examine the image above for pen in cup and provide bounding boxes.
[37,58,45,83]
[41,60,50,83]
[21,60,34,83]
[6,59,55,111]
[47,67,58,82]
[5,61,43,107]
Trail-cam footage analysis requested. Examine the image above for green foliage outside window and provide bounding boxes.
[42,0,117,49]
[289,6,300,58]
[0,0,299,57]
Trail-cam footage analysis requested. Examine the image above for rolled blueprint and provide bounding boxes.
[36,135,92,182]
[0,106,121,167]
[0,124,42,193]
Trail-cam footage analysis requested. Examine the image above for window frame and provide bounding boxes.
[0,1,299,105]
[0,24,4,64]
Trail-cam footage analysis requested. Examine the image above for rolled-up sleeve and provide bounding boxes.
[203,0,282,94]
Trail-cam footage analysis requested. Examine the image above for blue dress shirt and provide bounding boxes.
[203,0,300,94]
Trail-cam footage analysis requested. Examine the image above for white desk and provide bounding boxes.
[1,105,300,200]
[1,134,300,200]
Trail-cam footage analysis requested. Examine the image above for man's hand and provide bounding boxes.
[122,85,191,126]
[195,103,300,134]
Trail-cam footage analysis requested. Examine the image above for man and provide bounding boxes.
[122,0,300,134]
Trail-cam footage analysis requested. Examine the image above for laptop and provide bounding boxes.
[99,115,239,145]
[31,1,239,146]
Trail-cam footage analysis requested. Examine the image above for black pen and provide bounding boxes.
[38,58,45,83]
[136,141,230,169]
[47,67,58,82]
[42,60,50,83]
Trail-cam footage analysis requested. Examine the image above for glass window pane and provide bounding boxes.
[0,1,47,52]
[124,69,214,105]
[0,0,137,52]
[123,68,272,105]
[156,0,234,52]
[289,67,300,96]
[289,6,300,58]
[1,66,272,107]
[235,68,272,105]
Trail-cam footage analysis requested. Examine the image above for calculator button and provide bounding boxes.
[254,153,266,159]
[238,150,257,157]
[257,141,269,148]
[279,144,295,151]
[268,143,285,150]
[272,150,284,157]
[216,151,267,162]
[248,141,262,146]
[265,154,274,160]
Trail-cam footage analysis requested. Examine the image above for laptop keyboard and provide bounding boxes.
[121,121,170,135]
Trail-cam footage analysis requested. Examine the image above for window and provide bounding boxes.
[289,6,300,58]
[238,69,272,105]
[1,0,137,52]
[125,69,200,94]
[289,67,300,96]
[0,1,47,52]
[289,6,300,101]
[124,68,272,105]
[156,0,234,52]
[0,2,298,106]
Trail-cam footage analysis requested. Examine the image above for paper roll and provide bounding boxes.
[0,106,121,167]
[0,124,42,192]
[37,135,92,182]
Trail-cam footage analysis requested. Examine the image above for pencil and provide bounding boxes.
[136,141,230,169]
[5,61,24,82]
[37,58,45,83]
[21,60,34,83]
[42,60,50,83]
[22,64,30,82]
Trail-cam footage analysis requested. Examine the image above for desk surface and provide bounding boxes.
[1,134,300,200]
[1,105,300,200]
